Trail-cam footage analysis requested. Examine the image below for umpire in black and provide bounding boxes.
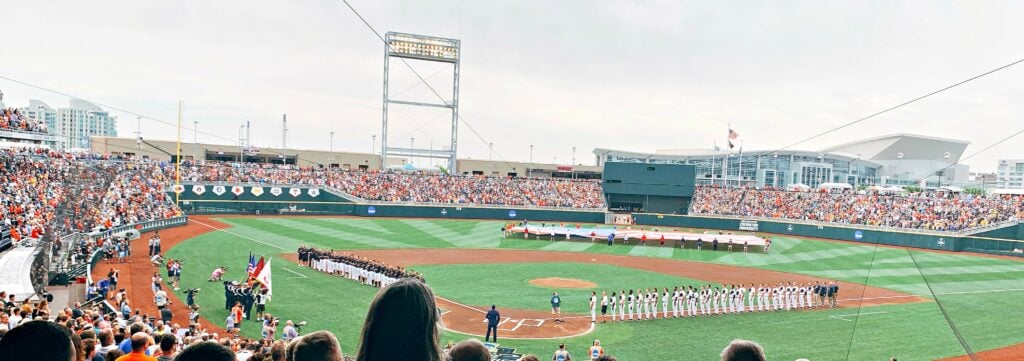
[485,305,500,342]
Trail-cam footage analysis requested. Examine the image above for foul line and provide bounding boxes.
[282,268,309,279]
[838,287,1024,303]
[830,311,890,322]
[190,219,293,253]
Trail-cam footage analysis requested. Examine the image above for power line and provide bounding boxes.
[0,75,340,167]
[771,57,1024,154]
[338,0,525,170]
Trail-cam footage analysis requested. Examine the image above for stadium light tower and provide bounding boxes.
[381,32,461,172]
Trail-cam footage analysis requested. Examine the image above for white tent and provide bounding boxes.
[819,182,853,190]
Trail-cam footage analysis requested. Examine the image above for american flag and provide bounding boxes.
[246,253,256,275]
[728,128,739,140]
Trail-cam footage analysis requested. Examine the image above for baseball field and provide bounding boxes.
[160,216,1024,360]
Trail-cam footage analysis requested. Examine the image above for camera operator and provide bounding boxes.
[183,288,200,307]
[282,320,299,342]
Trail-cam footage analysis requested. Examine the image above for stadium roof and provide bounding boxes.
[595,133,966,167]
[820,133,969,162]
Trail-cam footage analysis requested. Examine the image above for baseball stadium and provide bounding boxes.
[2,2,1024,361]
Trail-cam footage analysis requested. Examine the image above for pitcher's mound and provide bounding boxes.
[529,277,596,289]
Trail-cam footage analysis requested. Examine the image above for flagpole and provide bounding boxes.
[175,100,183,205]
[712,140,717,186]
[738,140,744,187]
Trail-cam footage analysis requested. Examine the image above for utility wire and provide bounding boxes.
[771,57,1024,154]
[339,0,529,171]
[0,75,351,166]
[905,248,978,361]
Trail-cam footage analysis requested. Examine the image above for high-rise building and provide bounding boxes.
[20,98,117,149]
[996,159,1024,190]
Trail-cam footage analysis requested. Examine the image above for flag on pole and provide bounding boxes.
[250,256,265,279]
[254,258,273,296]
[728,128,739,149]
[246,253,256,275]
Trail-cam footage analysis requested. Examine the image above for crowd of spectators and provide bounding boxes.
[0,148,182,288]
[1,279,641,361]
[1,148,75,248]
[173,161,606,209]
[690,185,1024,232]
[0,108,47,133]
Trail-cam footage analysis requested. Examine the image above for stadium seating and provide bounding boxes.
[689,185,1024,232]
[174,161,606,209]
[0,108,47,134]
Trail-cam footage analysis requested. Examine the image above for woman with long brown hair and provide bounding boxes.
[356,278,443,361]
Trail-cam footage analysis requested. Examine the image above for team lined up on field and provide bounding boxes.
[584,281,841,322]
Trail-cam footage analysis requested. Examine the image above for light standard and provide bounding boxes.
[896,152,904,185]
[571,146,576,179]
[193,120,198,161]
[489,142,494,161]
[372,135,377,155]
[329,131,335,164]
[529,144,534,178]
[772,152,779,187]
[941,151,951,187]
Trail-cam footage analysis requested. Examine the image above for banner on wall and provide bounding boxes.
[251,187,264,197]
[270,187,283,196]
[232,186,245,196]
[213,185,226,196]
[192,185,206,195]
[289,188,302,197]
[172,184,185,194]
[307,189,320,197]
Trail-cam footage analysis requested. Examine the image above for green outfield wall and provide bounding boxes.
[632,213,1024,256]
[169,185,604,223]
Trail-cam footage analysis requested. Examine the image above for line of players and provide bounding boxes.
[588,281,840,322]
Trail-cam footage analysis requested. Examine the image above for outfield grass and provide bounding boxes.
[167,217,1024,360]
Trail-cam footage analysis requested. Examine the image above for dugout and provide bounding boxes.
[602,162,695,214]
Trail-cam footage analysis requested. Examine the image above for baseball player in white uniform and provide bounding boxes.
[610,292,617,321]
[686,287,695,317]
[805,282,815,309]
[619,291,626,320]
[661,288,669,318]
[622,288,630,319]
[794,282,802,308]
[590,292,597,323]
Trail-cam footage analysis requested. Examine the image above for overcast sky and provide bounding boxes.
[1,0,1022,171]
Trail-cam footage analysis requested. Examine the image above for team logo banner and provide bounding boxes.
[213,185,226,196]
[270,187,283,196]
[172,184,185,194]
[192,185,206,195]
[307,188,320,197]
[251,187,264,197]
[232,186,245,196]
[289,188,302,197]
